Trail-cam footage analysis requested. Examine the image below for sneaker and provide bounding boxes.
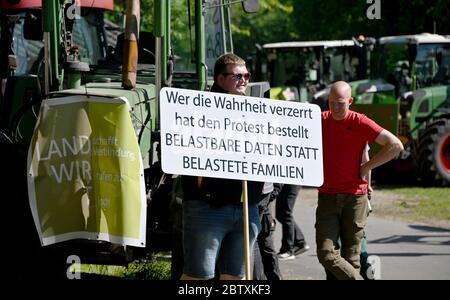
[293,244,310,256]
[278,252,295,260]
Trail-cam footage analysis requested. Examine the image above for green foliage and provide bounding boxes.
[292,0,367,40]
[170,0,196,71]
[386,187,449,200]
[376,186,450,225]
[103,1,450,64]
[78,264,127,277]
[104,0,194,71]
[104,0,125,28]
[231,0,450,58]
[76,253,171,280]
[231,0,296,58]
[290,0,449,40]
[391,187,450,221]
[105,0,154,31]
[123,255,171,280]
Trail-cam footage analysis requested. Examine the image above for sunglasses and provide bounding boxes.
[222,72,251,81]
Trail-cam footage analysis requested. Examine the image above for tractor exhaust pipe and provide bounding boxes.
[122,0,140,90]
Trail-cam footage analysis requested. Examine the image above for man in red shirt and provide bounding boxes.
[316,81,403,279]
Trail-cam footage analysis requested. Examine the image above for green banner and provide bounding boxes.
[27,96,146,247]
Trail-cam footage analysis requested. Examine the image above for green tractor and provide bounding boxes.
[252,37,375,104]
[313,33,450,185]
[0,0,261,279]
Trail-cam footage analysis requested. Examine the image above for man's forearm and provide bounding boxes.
[361,141,403,175]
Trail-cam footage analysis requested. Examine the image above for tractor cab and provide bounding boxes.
[374,33,450,97]
[254,37,374,102]
[0,0,115,145]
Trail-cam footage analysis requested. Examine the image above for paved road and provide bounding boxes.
[273,188,450,280]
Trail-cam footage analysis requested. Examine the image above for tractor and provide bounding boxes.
[0,0,262,279]
[251,37,375,104]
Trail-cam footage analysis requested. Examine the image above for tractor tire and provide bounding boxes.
[416,118,450,186]
[413,118,447,168]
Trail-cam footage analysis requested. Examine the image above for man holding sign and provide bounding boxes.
[180,54,263,280]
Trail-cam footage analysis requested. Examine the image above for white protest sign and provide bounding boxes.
[160,87,323,186]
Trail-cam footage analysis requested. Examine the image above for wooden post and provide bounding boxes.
[122,0,140,89]
[242,180,251,280]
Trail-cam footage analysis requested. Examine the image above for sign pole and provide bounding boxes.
[242,180,251,280]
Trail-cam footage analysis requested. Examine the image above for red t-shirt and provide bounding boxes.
[319,110,383,195]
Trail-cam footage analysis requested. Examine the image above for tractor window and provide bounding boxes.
[327,48,350,82]
[171,0,196,73]
[416,44,450,86]
[373,43,410,96]
[72,13,104,66]
[326,47,359,82]
[205,0,224,77]
[374,44,409,80]
[12,21,43,75]
[267,48,315,88]
[204,0,233,78]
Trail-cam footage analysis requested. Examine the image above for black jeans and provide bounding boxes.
[275,184,306,253]
[253,193,282,280]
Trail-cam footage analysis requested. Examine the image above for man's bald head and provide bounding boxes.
[328,81,353,120]
[329,81,352,100]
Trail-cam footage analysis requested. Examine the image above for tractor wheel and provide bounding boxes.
[416,118,450,186]
[413,118,447,168]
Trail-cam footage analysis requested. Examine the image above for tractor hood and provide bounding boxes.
[401,85,450,139]
[48,82,156,169]
[49,82,155,108]
[408,85,450,117]
[354,81,395,94]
